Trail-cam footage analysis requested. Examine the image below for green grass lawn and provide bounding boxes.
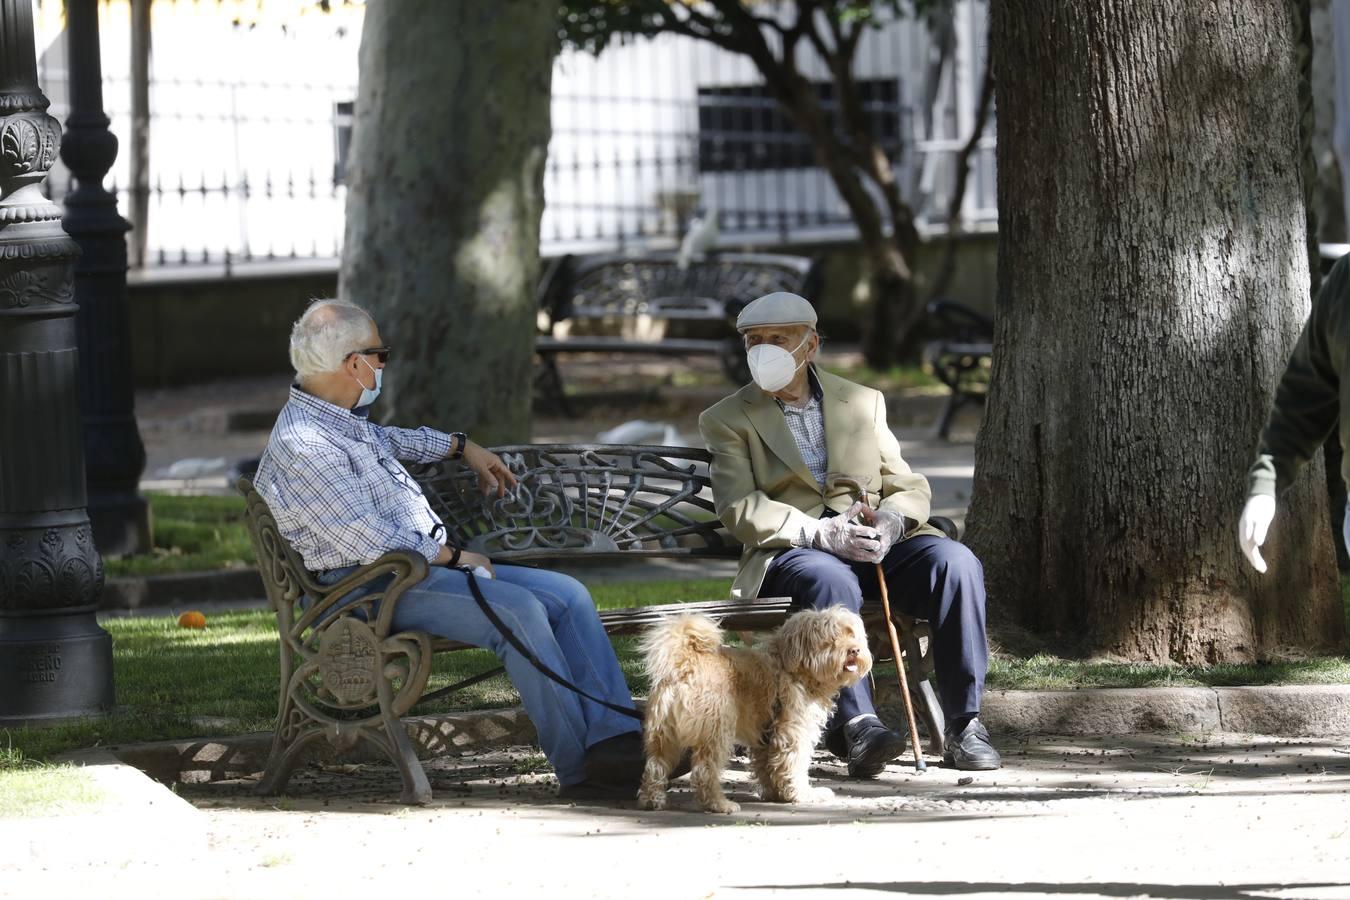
[0,578,730,770]
[0,752,105,819]
[822,362,942,392]
[104,493,253,577]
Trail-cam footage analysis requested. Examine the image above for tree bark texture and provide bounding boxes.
[340,0,555,442]
[967,0,1342,663]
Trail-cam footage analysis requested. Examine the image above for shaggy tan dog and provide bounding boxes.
[637,606,872,814]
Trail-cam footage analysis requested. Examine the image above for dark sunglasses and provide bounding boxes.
[348,346,391,364]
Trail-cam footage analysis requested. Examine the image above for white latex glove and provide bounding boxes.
[812,501,884,562]
[858,507,907,551]
[1237,494,1276,574]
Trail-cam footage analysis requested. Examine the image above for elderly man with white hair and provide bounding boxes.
[252,299,645,799]
[698,292,1000,778]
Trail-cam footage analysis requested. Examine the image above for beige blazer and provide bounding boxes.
[698,366,943,600]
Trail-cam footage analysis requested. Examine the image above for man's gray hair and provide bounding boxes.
[289,299,376,380]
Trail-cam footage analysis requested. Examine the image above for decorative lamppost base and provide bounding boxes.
[0,612,114,726]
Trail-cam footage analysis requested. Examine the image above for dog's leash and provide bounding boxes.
[460,565,643,721]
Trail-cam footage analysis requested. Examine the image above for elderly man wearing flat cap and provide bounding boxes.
[699,291,1000,776]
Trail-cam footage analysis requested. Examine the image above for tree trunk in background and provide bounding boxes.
[967,0,1342,663]
[1311,0,1345,245]
[340,0,555,443]
[1332,3,1350,239]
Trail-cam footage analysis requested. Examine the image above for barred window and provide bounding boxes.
[696,80,903,173]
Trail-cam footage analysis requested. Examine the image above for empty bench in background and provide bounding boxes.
[922,298,994,440]
[239,444,949,804]
[535,252,820,414]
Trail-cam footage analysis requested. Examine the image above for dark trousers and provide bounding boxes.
[760,534,988,734]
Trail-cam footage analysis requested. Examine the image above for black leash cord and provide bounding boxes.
[460,566,642,721]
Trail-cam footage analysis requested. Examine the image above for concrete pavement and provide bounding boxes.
[5,734,1349,898]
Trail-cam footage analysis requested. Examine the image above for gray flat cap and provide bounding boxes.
[735,291,817,332]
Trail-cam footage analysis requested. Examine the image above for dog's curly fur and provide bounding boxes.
[637,607,872,814]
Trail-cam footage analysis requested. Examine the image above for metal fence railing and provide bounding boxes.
[33,0,995,272]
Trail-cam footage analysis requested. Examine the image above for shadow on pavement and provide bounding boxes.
[727,881,1350,899]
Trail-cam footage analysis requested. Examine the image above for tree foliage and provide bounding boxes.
[559,0,949,365]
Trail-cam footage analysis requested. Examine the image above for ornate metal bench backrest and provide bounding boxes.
[557,252,817,323]
[410,444,740,561]
[236,474,332,639]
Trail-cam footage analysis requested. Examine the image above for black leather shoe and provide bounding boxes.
[583,732,645,788]
[943,717,1001,771]
[839,717,906,779]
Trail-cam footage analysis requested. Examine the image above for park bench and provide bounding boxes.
[535,252,820,414]
[922,298,994,440]
[238,444,952,804]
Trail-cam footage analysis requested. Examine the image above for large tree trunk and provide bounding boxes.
[339,0,554,443]
[967,0,1342,663]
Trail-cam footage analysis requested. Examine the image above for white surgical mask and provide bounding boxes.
[747,334,810,392]
[352,356,383,408]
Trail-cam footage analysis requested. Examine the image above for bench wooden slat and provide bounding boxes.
[427,596,795,651]
[937,341,993,357]
[536,336,730,356]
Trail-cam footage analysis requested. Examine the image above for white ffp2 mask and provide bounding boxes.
[746,334,809,392]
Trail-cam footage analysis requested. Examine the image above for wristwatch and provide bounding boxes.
[450,432,468,460]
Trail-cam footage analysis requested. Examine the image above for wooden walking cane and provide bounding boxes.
[875,562,926,772]
[826,474,926,773]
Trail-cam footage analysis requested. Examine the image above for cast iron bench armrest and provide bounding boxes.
[294,549,430,641]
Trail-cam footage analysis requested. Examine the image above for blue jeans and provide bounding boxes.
[316,563,639,786]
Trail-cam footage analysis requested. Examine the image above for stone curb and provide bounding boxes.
[975,685,1350,737]
[105,685,1350,789]
[101,568,264,611]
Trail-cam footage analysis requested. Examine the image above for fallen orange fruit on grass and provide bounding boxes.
[178,610,207,629]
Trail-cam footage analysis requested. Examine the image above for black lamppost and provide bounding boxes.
[64,0,149,556]
[0,0,112,723]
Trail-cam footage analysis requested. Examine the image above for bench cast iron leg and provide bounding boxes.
[914,679,946,757]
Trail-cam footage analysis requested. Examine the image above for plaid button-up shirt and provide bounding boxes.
[776,369,828,486]
[253,386,452,572]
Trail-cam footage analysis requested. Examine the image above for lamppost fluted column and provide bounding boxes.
[0,0,112,723]
[63,0,149,556]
